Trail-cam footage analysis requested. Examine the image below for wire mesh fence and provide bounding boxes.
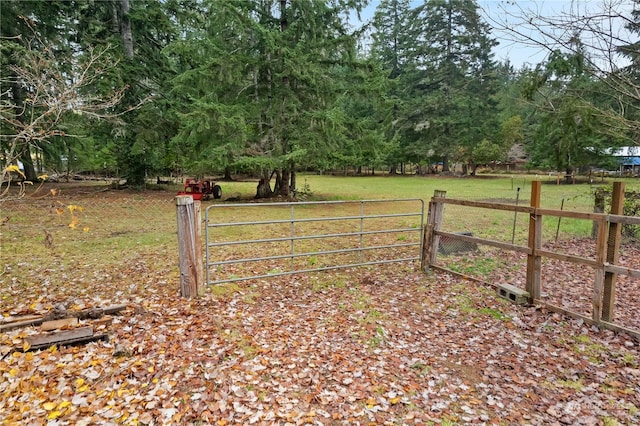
[1,194,178,279]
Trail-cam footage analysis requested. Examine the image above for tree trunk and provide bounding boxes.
[20,147,37,181]
[119,0,134,58]
[442,155,450,172]
[278,168,290,197]
[565,166,574,184]
[223,166,232,180]
[274,169,282,194]
[255,171,273,198]
[290,166,296,193]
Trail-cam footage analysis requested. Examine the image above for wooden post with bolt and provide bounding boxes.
[176,195,203,298]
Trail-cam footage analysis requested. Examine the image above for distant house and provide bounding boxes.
[610,146,640,175]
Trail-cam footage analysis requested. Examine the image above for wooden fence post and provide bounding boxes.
[526,181,542,303]
[602,182,625,321]
[176,195,203,298]
[422,190,446,269]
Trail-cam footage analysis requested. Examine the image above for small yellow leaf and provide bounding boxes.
[4,165,25,178]
[22,341,31,352]
[38,174,48,181]
[47,410,62,420]
[75,378,85,387]
[83,227,90,232]
[9,368,18,377]
[43,402,57,411]
[77,384,89,393]
[390,397,400,405]
[147,366,154,373]
[58,400,71,410]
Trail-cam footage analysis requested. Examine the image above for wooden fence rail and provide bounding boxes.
[423,181,640,340]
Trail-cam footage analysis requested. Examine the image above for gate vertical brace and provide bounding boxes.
[526,181,542,303]
[194,200,204,293]
[359,201,364,263]
[290,205,295,272]
[602,181,625,321]
[205,207,210,286]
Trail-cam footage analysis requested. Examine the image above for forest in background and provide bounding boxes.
[1,0,638,198]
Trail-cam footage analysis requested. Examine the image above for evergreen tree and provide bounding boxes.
[524,46,627,178]
[396,0,499,173]
[170,0,371,198]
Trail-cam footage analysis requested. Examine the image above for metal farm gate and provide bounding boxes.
[204,199,425,285]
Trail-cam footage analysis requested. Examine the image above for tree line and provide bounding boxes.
[1,0,638,197]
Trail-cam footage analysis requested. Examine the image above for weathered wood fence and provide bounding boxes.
[422,181,640,340]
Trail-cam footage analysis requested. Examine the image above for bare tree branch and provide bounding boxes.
[0,40,135,187]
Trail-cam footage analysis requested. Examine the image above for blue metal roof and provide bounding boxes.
[621,157,640,166]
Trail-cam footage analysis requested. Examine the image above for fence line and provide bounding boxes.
[423,181,640,340]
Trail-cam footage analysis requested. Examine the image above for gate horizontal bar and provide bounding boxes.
[207,198,424,209]
[207,227,421,248]
[207,212,423,228]
[207,257,420,285]
[207,241,421,267]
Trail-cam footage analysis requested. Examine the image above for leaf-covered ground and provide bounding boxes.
[2,254,639,425]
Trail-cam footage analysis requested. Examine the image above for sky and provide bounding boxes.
[355,0,637,69]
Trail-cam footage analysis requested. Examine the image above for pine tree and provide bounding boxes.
[399,0,499,173]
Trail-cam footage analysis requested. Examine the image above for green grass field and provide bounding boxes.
[219,173,640,209]
[215,173,639,244]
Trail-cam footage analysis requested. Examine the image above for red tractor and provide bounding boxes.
[177,179,222,201]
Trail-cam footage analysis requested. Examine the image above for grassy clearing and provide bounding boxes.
[218,173,638,246]
[2,174,638,287]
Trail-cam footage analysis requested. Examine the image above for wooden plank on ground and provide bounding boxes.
[25,326,94,348]
[24,332,109,352]
[93,315,113,327]
[75,304,127,319]
[0,317,45,332]
[41,317,78,331]
[0,314,42,324]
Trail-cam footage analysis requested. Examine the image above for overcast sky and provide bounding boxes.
[356,0,637,69]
